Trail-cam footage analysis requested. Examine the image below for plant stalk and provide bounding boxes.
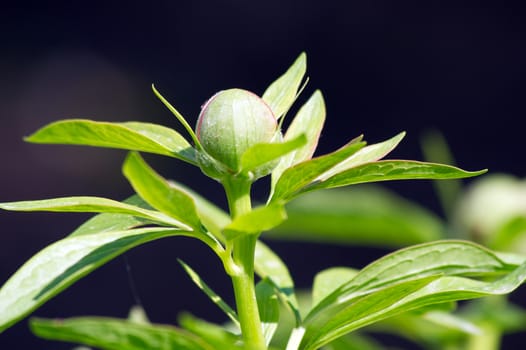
[223,177,266,350]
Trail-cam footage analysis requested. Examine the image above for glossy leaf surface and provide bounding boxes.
[271,140,366,203]
[25,119,196,163]
[0,227,188,333]
[307,160,486,193]
[316,132,405,182]
[69,195,152,236]
[298,241,526,349]
[0,196,189,229]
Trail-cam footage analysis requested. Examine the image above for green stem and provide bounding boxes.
[223,177,266,350]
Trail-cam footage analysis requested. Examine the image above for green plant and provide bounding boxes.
[0,53,524,350]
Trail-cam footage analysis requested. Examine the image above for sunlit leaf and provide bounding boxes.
[299,241,526,350]
[271,91,327,190]
[315,132,405,182]
[69,195,152,237]
[256,278,280,345]
[25,119,196,163]
[30,317,213,350]
[269,187,444,247]
[306,160,486,193]
[271,139,365,203]
[310,241,516,316]
[0,227,189,333]
[223,205,287,240]
[0,196,190,229]
[262,53,307,119]
[123,152,201,229]
[178,260,239,328]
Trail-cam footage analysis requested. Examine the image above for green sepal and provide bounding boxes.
[271,91,326,189]
[223,205,287,240]
[240,134,307,179]
[262,53,307,120]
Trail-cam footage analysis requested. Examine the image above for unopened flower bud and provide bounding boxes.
[196,89,277,173]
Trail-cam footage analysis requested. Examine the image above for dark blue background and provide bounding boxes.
[1,1,525,348]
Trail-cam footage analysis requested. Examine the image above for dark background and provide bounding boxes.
[1,1,525,349]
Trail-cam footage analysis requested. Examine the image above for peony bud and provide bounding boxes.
[196,89,278,174]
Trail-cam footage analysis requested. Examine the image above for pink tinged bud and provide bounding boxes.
[196,89,277,172]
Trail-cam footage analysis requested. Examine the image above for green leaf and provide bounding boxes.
[271,91,327,190]
[301,276,441,350]
[422,310,481,335]
[270,140,366,203]
[312,267,358,308]
[69,195,152,237]
[268,187,444,247]
[307,160,487,193]
[262,52,307,119]
[25,119,196,163]
[0,196,191,229]
[123,152,201,229]
[223,205,287,240]
[0,227,189,333]
[168,182,231,240]
[178,313,242,349]
[178,260,239,328]
[315,132,406,182]
[254,241,300,324]
[240,134,307,175]
[30,317,213,350]
[256,278,280,345]
[299,241,526,349]
[309,241,516,317]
